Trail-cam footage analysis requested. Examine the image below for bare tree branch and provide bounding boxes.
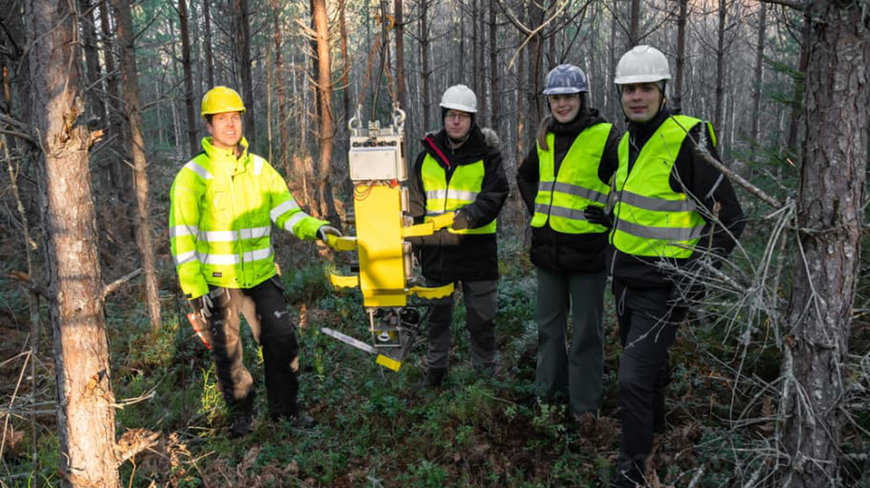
[102,268,143,299]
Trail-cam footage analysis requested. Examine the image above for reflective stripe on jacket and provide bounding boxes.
[169,137,326,298]
[531,122,612,234]
[611,115,708,258]
[421,154,496,235]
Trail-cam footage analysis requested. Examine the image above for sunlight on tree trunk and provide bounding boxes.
[112,0,161,332]
[26,0,119,484]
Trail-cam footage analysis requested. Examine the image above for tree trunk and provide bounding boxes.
[339,0,350,125]
[609,0,619,124]
[99,0,131,202]
[203,0,215,87]
[750,1,765,144]
[26,0,119,484]
[311,0,336,220]
[526,1,544,149]
[628,0,639,48]
[489,0,498,132]
[272,0,290,177]
[394,0,407,112]
[178,0,198,156]
[786,10,810,153]
[233,0,255,146]
[781,2,869,487]
[714,0,726,138]
[672,0,687,114]
[78,0,106,125]
[111,0,161,332]
[420,0,431,130]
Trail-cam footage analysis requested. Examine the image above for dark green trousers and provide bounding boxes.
[534,267,606,418]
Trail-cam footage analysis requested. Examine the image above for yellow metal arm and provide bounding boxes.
[326,234,358,251]
[402,212,455,238]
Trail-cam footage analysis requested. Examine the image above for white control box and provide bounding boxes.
[348,125,406,181]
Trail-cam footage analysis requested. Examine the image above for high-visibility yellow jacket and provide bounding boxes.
[421,154,497,235]
[169,137,326,298]
[531,123,612,234]
[610,115,707,259]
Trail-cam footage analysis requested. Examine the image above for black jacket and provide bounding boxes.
[516,109,620,272]
[609,108,746,288]
[408,125,509,283]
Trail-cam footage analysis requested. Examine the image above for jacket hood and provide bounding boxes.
[421,125,499,167]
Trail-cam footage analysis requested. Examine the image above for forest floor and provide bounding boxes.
[1,233,869,487]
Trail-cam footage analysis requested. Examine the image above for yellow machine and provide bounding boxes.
[323,105,453,372]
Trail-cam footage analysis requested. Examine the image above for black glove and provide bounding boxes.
[452,209,470,230]
[584,205,612,228]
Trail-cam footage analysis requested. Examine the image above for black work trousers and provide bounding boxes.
[426,279,498,373]
[207,276,300,418]
[613,279,687,482]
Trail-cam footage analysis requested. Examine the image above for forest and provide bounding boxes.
[0,0,868,486]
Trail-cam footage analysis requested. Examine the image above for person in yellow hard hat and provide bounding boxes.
[169,86,341,438]
[608,46,745,486]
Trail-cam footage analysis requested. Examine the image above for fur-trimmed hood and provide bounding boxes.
[421,125,500,167]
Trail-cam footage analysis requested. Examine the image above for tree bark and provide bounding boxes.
[786,9,810,153]
[489,0,498,132]
[203,0,215,87]
[26,0,119,484]
[311,0,336,220]
[714,0,727,138]
[394,0,407,112]
[672,0,687,114]
[339,0,350,126]
[750,1,765,144]
[233,0,255,146]
[78,0,106,125]
[628,0,640,48]
[782,2,869,487]
[272,0,290,177]
[420,0,431,130]
[178,0,198,155]
[111,0,161,332]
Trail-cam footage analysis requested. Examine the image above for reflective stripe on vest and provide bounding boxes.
[530,122,612,234]
[611,115,708,258]
[421,154,496,234]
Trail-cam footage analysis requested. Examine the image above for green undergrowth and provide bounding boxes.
[2,237,869,487]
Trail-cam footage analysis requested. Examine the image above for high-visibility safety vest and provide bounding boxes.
[421,155,496,234]
[169,137,326,298]
[530,123,612,233]
[611,115,712,258]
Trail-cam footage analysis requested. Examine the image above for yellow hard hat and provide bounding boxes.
[200,86,246,118]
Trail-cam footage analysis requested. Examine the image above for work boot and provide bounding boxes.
[289,412,316,429]
[414,367,447,390]
[229,413,253,438]
[270,410,316,429]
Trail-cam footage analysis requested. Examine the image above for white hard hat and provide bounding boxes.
[614,45,671,85]
[440,84,477,113]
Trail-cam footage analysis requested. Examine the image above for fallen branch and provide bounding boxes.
[102,268,143,299]
[692,145,783,208]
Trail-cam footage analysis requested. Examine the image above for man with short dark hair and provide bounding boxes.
[609,46,745,486]
[408,84,509,388]
[169,86,340,437]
